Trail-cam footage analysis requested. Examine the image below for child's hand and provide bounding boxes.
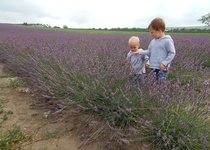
[145,64,150,72]
[131,49,140,54]
[132,51,139,54]
[145,64,149,69]
[159,63,165,70]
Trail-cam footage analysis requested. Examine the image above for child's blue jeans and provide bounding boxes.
[154,69,167,80]
[130,74,142,82]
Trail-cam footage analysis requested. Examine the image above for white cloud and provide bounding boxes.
[0,0,209,28]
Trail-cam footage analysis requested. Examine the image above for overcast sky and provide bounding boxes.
[0,0,209,28]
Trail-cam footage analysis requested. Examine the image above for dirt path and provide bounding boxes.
[0,64,102,150]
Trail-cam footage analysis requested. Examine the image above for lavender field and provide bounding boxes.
[0,24,210,149]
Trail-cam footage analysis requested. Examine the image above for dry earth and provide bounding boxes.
[0,64,150,150]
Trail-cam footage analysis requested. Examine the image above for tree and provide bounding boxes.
[23,22,28,25]
[198,13,210,27]
[63,25,68,29]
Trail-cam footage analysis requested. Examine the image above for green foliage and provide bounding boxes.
[23,22,28,25]
[198,13,210,27]
[53,26,60,29]
[63,25,68,29]
[43,111,51,118]
[43,131,57,139]
[0,125,28,150]
[29,42,209,149]
[0,74,16,79]
[0,108,13,124]
[21,23,51,28]
[144,101,210,150]
[18,23,210,34]
[0,74,25,88]
[169,28,210,33]
[8,79,24,88]
[202,55,210,68]
[0,98,13,125]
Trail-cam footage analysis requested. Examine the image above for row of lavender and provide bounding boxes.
[0,24,209,149]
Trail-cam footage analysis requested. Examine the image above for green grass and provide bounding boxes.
[0,74,16,79]
[43,130,57,139]
[8,79,25,88]
[0,125,30,150]
[14,24,210,35]
[0,74,24,88]
[0,97,12,125]
[15,25,149,34]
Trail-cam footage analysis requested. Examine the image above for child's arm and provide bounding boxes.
[145,55,149,63]
[161,41,176,67]
[126,51,132,62]
[144,55,150,71]
[133,49,150,56]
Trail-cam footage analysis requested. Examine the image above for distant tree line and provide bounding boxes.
[22,12,210,34]
[167,28,210,33]
[89,27,210,33]
[23,22,52,28]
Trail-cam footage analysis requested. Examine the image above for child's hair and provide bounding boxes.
[128,36,140,46]
[148,17,165,32]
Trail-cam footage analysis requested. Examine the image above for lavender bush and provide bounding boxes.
[0,24,209,149]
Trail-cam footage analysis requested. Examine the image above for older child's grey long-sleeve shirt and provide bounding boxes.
[139,35,176,70]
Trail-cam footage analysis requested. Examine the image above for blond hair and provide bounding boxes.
[128,36,140,46]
